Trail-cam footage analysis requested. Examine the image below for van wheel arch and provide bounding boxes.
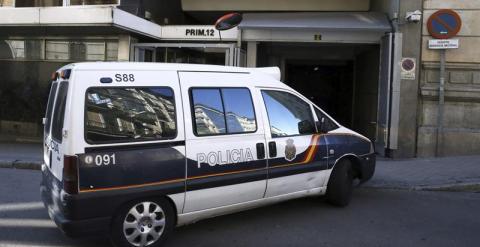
[326,158,354,207]
[109,195,177,247]
[110,195,178,227]
[331,154,362,179]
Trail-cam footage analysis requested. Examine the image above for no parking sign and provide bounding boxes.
[427,9,462,156]
[427,9,462,39]
[400,58,416,80]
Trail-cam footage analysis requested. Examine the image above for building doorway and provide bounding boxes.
[286,61,354,129]
[258,42,380,141]
[131,40,389,150]
[133,43,245,66]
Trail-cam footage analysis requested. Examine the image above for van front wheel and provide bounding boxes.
[326,159,354,207]
[110,198,175,247]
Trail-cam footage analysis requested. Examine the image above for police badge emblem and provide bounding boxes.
[285,138,297,161]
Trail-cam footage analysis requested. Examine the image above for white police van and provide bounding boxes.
[41,62,375,247]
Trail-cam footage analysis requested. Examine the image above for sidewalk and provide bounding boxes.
[0,142,43,170]
[365,156,480,191]
[0,142,479,191]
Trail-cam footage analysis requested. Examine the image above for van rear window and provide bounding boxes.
[85,87,176,144]
[44,82,58,135]
[51,82,69,142]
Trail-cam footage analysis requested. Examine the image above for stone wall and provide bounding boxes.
[0,0,14,7]
[371,0,423,158]
[418,0,480,156]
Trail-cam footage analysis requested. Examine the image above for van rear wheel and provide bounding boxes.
[110,198,175,247]
[326,159,354,207]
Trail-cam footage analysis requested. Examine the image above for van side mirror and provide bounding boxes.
[298,120,314,134]
[316,117,328,133]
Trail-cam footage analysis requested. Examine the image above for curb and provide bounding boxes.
[415,182,480,192]
[363,182,480,193]
[0,160,42,170]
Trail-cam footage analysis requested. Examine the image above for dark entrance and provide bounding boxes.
[285,61,354,129]
[257,42,380,141]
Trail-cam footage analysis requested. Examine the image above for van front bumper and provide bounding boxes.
[359,153,376,183]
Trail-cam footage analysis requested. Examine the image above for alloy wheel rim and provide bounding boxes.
[123,201,166,247]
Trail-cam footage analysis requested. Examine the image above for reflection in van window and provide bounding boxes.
[44,82,58,134]
[314,107,339,133]
[85,87,176,143]
[51,82,69,142]
[191,88,257,136]
[222,88,256,133]
[191,89,226,135]
[262,90,315,137]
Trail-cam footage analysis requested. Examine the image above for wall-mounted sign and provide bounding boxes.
[428,39,459,49]
[185,28,216,37]
[313,34,322,41]
[400,57,416,80]
[427,9,462,39]
[161,25,238,41]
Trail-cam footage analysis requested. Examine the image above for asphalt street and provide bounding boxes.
[0,168,479,247]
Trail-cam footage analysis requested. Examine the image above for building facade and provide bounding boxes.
[418,0,480,156]
[0,0,478,158]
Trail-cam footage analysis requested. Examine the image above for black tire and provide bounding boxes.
[326,159,354,207]
[110,198,175,247]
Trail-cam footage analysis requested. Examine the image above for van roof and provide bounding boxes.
[62,62,281,81]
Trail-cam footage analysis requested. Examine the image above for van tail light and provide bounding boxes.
[63,155,78,195]
[51,71,58,81]
[60,69,71,79]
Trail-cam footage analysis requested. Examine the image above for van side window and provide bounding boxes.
[261,90,315,137]
[314,107,339,133]
[44,82,58,134]
[51,82,69,142]
[222,88,257,133]
[85,87,176,144]
[191,89,226,135]
[191,88,257,136]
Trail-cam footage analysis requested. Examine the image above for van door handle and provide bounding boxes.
[49,151,53,168]
[268,141,277,158]
[256,143,265,159]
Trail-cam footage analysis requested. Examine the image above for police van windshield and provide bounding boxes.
[85,87,176,144]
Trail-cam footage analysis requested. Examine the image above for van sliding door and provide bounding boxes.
[179,72,268,213]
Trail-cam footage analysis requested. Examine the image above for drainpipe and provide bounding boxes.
[389,0,401,32]
[435,50,446,156]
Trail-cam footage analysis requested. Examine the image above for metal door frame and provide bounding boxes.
[134,46,156,62]
[375,33,393,156]
[375,32,402,156]
[132,43,239,66]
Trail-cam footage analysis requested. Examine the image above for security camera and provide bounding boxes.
[406,10,422,23]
